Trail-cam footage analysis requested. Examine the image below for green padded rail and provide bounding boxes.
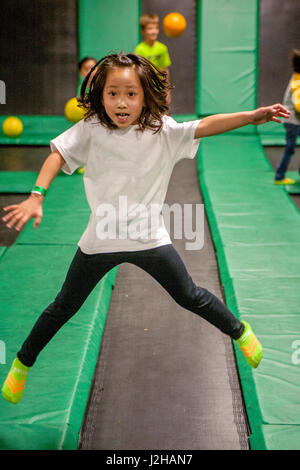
[0,0,141,450]
[0,172,90,245]
[0,171,118,449]
[0,245,117,450]
[0,116,72,146]
[0,171,38,193]
[197,131,300,450]
[258,121,300,146]
[197,0,258,115]
[285,172,300,195]
[15,172,90,246]
[78,0,139,60]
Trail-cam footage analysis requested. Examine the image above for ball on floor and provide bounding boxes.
[65,97,85,123]
[2,116,23,137]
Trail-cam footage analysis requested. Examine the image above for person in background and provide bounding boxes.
[274,49,300,185]
[135,14,171,105]
[77,57,97,96]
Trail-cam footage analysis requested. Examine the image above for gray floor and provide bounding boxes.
[79,157,249,450]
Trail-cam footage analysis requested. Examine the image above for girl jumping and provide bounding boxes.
[1,52,290,404]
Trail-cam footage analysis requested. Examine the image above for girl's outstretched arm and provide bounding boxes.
[194,104,290,139]
[2,150,65,232]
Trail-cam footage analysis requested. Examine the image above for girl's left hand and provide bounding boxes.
[251,104,290,125]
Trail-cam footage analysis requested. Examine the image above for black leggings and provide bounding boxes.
[17,244,244,367]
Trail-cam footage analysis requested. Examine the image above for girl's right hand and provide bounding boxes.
[1,193,44,232]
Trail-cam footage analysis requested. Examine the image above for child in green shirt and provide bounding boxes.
[135,14,171,104]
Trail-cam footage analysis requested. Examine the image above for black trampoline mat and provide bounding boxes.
[79,158,249,450]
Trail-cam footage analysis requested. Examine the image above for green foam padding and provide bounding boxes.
[0,171,90,245]
[0,116,72,146]
[286,184,300,195]
[197,0,258,115]
[17,207,90,245]
[258,121,300,146]
[213,212,300,246]
[285,172,300,195]
[0,245,117,450]
[236,315,300,425]
[11,172,90,245]
[258,426,300,450]
[200,168,298,208]
[78,0,139,60]
[216,243,300,283]
[199,134,273,173]
[172,114,198,123]
[0,169,116,449]
[0,171,38,193]
[198,132,300,450]
[224,277,300,316]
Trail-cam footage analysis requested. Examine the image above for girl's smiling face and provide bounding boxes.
[103,67,145,128]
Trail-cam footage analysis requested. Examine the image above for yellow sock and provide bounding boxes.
[2,357,29,404]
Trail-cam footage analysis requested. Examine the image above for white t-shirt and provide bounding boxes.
[50,115,201,254]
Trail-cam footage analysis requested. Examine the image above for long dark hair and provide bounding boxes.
[78,52,171,134]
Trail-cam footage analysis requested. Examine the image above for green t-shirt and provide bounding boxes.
[134,41,171,70]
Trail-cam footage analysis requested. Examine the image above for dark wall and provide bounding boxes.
[5,0,296,116]
[0,0,78,115]
[258,0,300,106]
[141,0,197,115]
